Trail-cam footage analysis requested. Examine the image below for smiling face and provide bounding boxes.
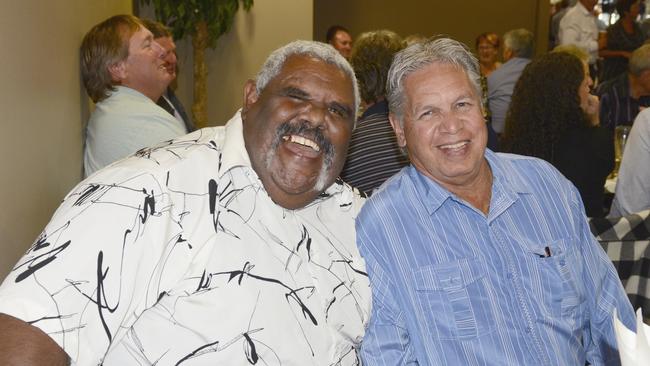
[110,26,172,101]
[331,31,353,59]
[390,62,490,192]
[154,36,177,79]
[477,39,498,66]
[241,55,356,209]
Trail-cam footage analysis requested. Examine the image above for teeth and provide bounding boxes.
[440,141,467,150]
[283,135,320,152]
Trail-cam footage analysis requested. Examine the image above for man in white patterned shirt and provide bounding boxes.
[0,40,371,366]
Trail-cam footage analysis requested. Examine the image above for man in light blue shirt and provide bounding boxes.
[357,37,636,365]
[487,28,533,135]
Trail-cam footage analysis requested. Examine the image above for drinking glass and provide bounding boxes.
[613,125,631,177]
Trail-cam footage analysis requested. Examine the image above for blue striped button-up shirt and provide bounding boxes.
[357,150,636,365]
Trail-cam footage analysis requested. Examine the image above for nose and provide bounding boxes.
[300,101,328,130]
[152,40,167,58]
[441,113,463,134]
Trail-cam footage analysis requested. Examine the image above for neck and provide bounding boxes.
[441,160,493,215]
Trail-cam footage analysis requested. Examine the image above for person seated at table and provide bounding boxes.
[356,37,635,365]
[502,50,614,217]
[340,30,409,195]
[610,108,650,216]
[597,43,650,131]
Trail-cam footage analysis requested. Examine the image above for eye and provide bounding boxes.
[456,101,473,111]
[418,110,432,120]
[328,105,345,117]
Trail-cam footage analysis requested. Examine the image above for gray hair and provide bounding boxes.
[629,44,650,76]
[386,37,482,122]
[255,40,360,115]
[503,28,534,59]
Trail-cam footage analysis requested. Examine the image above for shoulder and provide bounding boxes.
[358,169,414,222]
[90,127,226,183]
[493,152,571,186]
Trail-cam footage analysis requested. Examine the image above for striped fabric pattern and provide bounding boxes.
[340,101,409,195]
[357,151,636,366]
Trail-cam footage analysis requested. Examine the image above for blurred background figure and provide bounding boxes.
[487,28,534,136]
[600,0,646,83]
[475,32,502,77]
[326,25,353,59]
[550,0,572,49]
[597,43,650,131]
[404,33,427,46]
[341,30,409,195]
[559,0,603,80]
[82,15,187,177]
[502,50,613,217]
[610,107,650,216]
[141,19,195,133]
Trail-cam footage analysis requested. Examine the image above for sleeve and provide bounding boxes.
[357,223,419,366]
[612,112,650,216]
[0,167,187,364]
[569,186,636,365]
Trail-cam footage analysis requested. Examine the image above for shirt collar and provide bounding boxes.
[219,109,253,178]
[409,149,531,216]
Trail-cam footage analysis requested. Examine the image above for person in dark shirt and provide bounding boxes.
[597,43,650,130]
[502,51,613,217]
[340,30,409,195]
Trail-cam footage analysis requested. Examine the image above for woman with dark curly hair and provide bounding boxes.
[502,51,614,217]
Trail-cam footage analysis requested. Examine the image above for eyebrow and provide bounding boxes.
[280,86,309,99]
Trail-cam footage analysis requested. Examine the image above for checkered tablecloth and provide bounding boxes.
[589,210,650,317]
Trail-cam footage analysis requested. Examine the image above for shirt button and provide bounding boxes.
[506,272,513,280]
[525,327,532,333]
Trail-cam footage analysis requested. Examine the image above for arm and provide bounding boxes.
[357,231,418,365]
[0,313,69,366]
[571,191,636,365]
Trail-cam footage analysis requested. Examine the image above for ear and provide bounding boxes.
[389,112,407,148]
[241,79,259,118]
[108,61,127,82]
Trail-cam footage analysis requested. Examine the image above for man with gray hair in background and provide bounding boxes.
[356,37,635,365]
[597,43,650,131]
[487,28,534,136]
[0,40,370,365]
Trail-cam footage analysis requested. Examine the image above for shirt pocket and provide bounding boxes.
[529,241,581,320]
[413,257,496,341]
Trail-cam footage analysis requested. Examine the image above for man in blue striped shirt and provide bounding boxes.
[357,37,637,365]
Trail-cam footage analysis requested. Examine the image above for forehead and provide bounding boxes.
[335,31,352,41]
[403,62,476,103]
[271,55,354,98]
[127,26,152,47]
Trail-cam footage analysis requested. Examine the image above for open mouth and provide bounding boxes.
[282,134,321,152]
[438,140,469,151]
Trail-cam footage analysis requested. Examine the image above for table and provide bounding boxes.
[590,210,650,317]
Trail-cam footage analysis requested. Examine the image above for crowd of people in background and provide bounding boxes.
[0,2,648,364]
